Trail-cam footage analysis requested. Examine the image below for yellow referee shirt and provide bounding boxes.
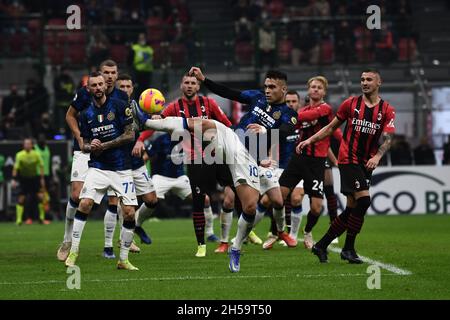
[14,150,44,178]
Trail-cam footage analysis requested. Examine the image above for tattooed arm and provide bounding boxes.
[366,132,393,170]
[100,124,135,151]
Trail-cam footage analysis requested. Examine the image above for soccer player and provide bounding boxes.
[275,76,335,249]
[57,60,129,261]
[65,72,138,270]
[137,73,228,257]
[144,132,192,203]
[188,67,298,252]
[298,69,396,263]
[135,114,260,273]
[12,138,45,225]
[263,90,304,249]
[116,74,159,249]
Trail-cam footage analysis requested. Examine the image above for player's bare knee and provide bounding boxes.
[243,202,257,215]
[260,195,271,208]
[310,199,323,215]
[204,194,211,207]
[108,196,119,206]
[223,196,234,210]
[142,192,158,205]
[78,199,94,213]
[121,206,135,220]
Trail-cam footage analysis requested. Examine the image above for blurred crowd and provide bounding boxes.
[231,0,417,66]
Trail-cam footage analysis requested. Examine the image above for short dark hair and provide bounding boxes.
[89,71,103,78]
[286,90,300,99]
[362,68,381,77]
[265,70,287,82]
[117,73,133,82]
[99,59,118,70]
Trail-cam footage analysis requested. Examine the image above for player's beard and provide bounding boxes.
[94,91,105,101]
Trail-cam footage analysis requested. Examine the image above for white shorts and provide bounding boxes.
[80,168,138,206]
[275,168,303,189]
[259,166,280,195]
[70,151,90,182]
[214,122,260,192]
[153,174,191,200]
[107,165,155,197]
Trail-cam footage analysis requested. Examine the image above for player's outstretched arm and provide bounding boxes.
[366,132,393,170]
[189,66,247,103]
[297,117,342,154]
[101,124,135,150]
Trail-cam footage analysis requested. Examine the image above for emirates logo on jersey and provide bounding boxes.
[352,118,381,135]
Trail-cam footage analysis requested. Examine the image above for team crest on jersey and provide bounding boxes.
[377,112,382,121]
[97,114,104,123]
[291,117,298,125]
[107,111,115,121]
[272,111,281,120]
[125,107,132,117]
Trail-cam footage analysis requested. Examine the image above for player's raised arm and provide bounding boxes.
[189,66,249,104]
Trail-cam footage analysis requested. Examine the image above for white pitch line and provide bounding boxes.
[0,272,403,286]
[328,246,413,275]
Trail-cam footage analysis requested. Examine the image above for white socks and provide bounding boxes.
[289,208,303,240]
[220,208,233,243]
[70,214,87,253]
[63,201,77,243]
[136,202,155,227]
[254,203,266,228]
[104,208,117,248]
[232,213,254,250]
[119,224,134,261]
[204,206,214,237]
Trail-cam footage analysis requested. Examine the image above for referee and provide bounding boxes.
[12,138,45,225]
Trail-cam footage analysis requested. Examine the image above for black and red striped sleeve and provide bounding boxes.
[161,101,179,118]
[383,105,396,134]
[336,97,353,122]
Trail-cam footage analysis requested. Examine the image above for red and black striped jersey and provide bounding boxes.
[162,96,231,126]
[336,95,396,165]
[297,102,334,158]
[163,95,231,161]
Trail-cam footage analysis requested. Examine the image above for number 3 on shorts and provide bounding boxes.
[248,165,258,177]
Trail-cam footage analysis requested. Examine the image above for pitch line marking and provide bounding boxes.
[0,273,404,286]
[328,246,413,275]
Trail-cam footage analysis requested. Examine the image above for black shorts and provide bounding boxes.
[339,164,373,196]
[187,163,233,194]
[17,177,40,196]
[279,154,326,198]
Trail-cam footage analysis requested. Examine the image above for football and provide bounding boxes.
[138,88,166,114]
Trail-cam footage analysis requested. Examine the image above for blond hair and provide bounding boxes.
[307,76,328,91]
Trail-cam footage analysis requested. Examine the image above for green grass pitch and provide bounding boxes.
[0,215,449,300]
